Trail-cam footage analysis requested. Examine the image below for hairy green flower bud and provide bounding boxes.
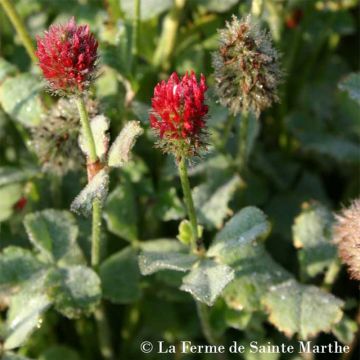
[212,15,282,116]
[31,98,98,174]
[333,199,360,281]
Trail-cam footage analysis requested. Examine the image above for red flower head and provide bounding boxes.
[150,71,208,158]
[36,17,98,94]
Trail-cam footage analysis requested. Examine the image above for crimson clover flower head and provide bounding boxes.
[333,199,360,281]
[212,15,282,117]
[36,17,98,95]
[150,71,209,158]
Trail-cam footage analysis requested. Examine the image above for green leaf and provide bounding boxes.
[39,346,80,360]
[24,210,85,266]
[100,247,141,304]
[332,315,358,344]
[139,241,198,275]
[70,169,109,216]
[107,121,143,168]
[153,186,185,222]
[0,58,17,84]
[190,0,239,12]
[79,115,110,161]
[180,259,234,306]
[0,183,23,222]
[46,266,101,319]
[338,72,360,104]
[0,247,44,290]
[104,178,138,242]
[0,167,37,187]
[0,73,44,126]
[298,133,360,163]
[222,244,291,311]
[4,275,52,350]
[208,206,271,261]
[2,353,33,360]
[193,175,242,229]
[263,279,344,339]
[121,0,173,20]
[292,202,337,278]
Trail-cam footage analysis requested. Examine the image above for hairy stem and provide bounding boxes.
[131,0,140,61]
[94,304,114,360]
[0,0,37,63]
[75,96,114,359]
[178,156,204,254]
[91,198,102,268]
[222,114,236,150]
[238,111,249,172]
[76,96,98,164]
[153,0,186,70]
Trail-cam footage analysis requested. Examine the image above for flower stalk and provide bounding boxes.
[153,0,186,69]
[75,96,102,268]
[238,111,249,171]
[178,157,204,254]
[0,0,37,63]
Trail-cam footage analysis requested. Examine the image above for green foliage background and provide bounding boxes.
[0,0,359,359]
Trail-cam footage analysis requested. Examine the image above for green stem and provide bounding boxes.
[177,156,204,254]
[94,304,114,360]
[76,96,98,163]
[221,114,236,150]
[196,302,227,360]
[238,111,249,172]
[251,0,264,17]
[0,0,37,63]
[75,96,114,359]
[91,198,102,268]
[153,0,186,70]
[131,0,140,61]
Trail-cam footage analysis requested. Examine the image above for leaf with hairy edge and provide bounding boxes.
[4,274,52,350]
[292,202,337,278]
[46,266,101,319]
[0,247,44,290]
[193,175,242,229]
[108,121,143,168]
[222,244,291,311]
[100,247,141,304]
[79,115,110,161]
[24,210,85,266]
[70,169,109,216]
[263,279,344,339]
[138,239,197,275]
[180,259,234,306]
[208,206,271,260]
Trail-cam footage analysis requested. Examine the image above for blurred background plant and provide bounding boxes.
[0,0,359,359]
